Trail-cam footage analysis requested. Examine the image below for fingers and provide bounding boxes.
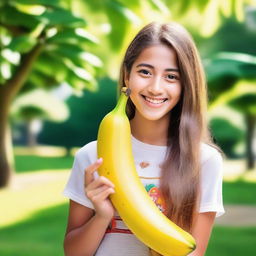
[84,158,115,198]
[92,187,115,202]
[84,158,103,186]
[86,185,115,203]
[86,175,115,191]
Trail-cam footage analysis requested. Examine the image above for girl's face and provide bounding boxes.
[125,44,182,122]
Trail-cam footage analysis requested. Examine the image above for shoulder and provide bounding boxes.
[200,143,223,184]
[200,143,223,179]
[200,143,223,166]
[74,140,97,166]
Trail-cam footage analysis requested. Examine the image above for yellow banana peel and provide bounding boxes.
[97,87,196,256]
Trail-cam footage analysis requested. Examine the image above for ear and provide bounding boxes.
[124,68,129,87]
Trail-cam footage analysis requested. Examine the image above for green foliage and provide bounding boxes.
[0,0,100,91]
[9,0,61,8]
[1,5,40,28]
[38,77,116,149]
[8,35,37,53]
[203,16,256,56]
[229,94,256,115]
[37,8,86,27]
[11,89,69,122]
[210,118,244,157]
[104,0,132,51]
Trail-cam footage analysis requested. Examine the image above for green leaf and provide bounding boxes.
[11,2,46,15]
[50,44,101,68]
[117,0,141,9]
[65,68,96,92]
[47,28,98,45]
[27,69,56,88]
[215,52,256,65]
[229,94,256,115]
[205,52,256,81]
[80,52,103,67]
[209,79,256,110]
[1,48,21,65]
[37,8,86,27]
[34,54,67,83]
[175,0,193,16]
[1,5,40,29]
[8,35,37,53]
[63,58,93,82]
[52,44,84,62]
[205,58,241,81]
[148,0,170,14]
[10,0,61,8]
[105,1,131,50]
[112,0,140,24]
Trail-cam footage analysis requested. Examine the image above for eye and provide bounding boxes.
[138,69,151,76]
[166,74,179,81]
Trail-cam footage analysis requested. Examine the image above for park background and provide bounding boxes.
[0,0,256,255]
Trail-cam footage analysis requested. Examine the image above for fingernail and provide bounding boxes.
[97,158,103,163]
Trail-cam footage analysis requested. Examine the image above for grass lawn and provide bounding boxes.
[206,226,256,256]
[223,181,256,205]
[0,202,255,256]
[0,204,68,256]
[14,155,74,173]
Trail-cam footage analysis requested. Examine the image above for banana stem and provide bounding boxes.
[113,89,129,115]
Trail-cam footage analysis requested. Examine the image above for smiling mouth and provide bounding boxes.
[142,95,168,104]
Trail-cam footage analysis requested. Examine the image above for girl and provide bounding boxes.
[63,22,225,256]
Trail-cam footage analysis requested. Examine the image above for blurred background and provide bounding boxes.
[0,0,255,255]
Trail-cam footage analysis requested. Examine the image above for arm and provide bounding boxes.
[64,200,111,256]
[63,158,115,256]
[188,212,216,256]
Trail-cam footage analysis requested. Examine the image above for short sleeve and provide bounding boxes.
[62,145,96,209]
[199,150,225,217]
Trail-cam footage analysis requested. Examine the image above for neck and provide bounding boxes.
[130,112,169,146]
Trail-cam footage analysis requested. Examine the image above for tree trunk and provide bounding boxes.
[245,113,256,170]
[26,120,37,147]
[0,97,14,187]
[0,42,44,187]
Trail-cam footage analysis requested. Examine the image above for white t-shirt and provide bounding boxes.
[63,135,225,256]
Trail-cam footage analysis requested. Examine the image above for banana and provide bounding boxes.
[97,87,196,256]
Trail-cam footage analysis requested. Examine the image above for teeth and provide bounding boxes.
[145,96,166,104]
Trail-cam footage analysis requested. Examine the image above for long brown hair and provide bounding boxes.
[119,22,213,232]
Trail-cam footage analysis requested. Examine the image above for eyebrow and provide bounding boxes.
[136,63,179,72]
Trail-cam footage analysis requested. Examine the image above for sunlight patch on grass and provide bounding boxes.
[0,170,70,228]
[223,170,256,183]
[242,170,256,183]
[223,158,256,183]
[14,146,68,157]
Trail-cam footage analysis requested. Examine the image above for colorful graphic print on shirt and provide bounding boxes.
[145,184,166,214]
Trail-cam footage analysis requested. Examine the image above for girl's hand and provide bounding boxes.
[84,158,115,221]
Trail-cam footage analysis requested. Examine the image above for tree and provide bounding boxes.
[206,53,256,170]
[11,89,69,146]
[38,77,117,153]
[0,0,101,187]
[0,0,254,188]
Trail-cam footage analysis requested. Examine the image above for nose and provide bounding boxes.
[147,76,163,95]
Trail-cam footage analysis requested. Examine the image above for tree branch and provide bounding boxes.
[0,22,28,36]
[1,41,44,103]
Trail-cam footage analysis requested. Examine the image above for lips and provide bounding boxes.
[142,95,168,104]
